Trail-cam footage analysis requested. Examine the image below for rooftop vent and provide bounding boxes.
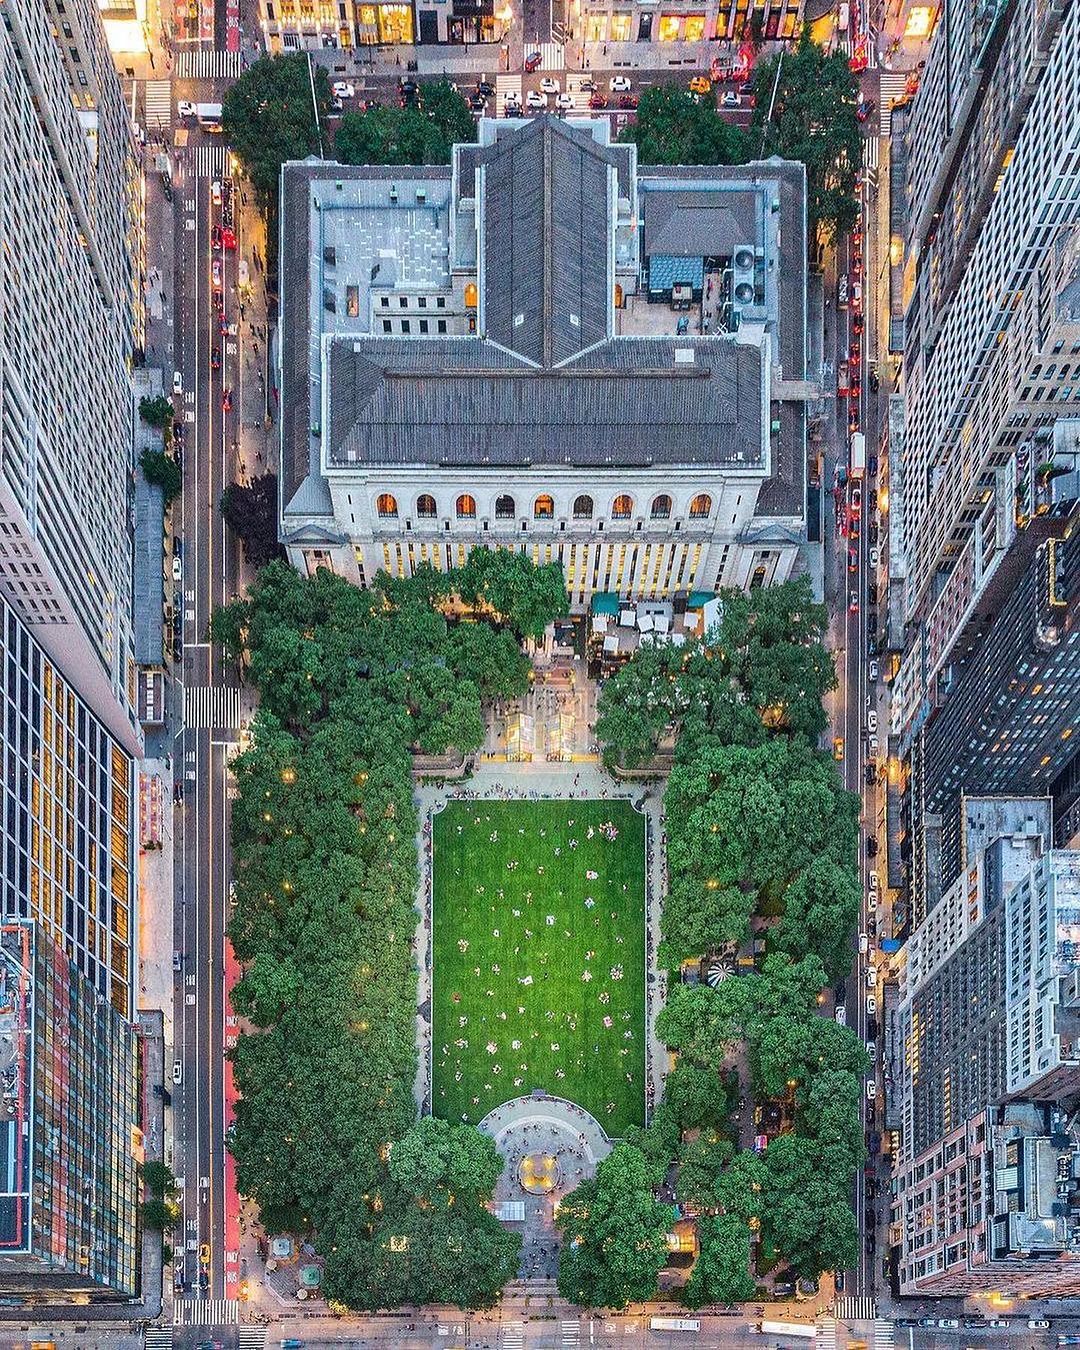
[674,348,695,365]
[734,246,755,270]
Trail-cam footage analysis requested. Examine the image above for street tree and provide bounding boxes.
[662,1062,735,1133]
[447,620,531,702]
[556,1144,674,1309]
[336,82,475,167]
[388,1117,504,1203]
[771,854,862,981]
[139,447,181,503]
[683,1215,756,1308]
[138,393,174,430]
[455,547,567,639]
[750,33,862,245]
[222,53,331,211]
[221,475,282,568]
[621,84,749,166]
[675,1131,735,1211]
[759,1133,860,1277]
[655,981,749,1067]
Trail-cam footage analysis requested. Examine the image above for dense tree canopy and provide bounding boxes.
[683,1215,756,1308]
[750,33,862,244]
[218,558,563,1309]
[222,53,331,210]
[221,474,281,568]
[556,1145,674,1309]
[456,546,568,640]
[336,82,476,167]
[620,84,749,166]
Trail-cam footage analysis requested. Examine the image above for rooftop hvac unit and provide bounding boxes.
[732,244,756,311]
[734,281,755,305]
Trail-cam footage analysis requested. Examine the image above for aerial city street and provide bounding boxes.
[0,0,1078,1343]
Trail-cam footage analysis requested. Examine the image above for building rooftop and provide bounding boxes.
[279,117,808,519]
[326,334,764,469]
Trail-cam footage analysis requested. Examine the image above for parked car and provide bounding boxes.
[211,224,222,249]
[838,274,849,307]
[868,658,879,680]
[211,179,222,206]
[172,370,183,395]
[589,91,609,109]
[835,1004,847,1025]
[688,75,712,95]
[555,92,574,110]
[858,932,869,953]
[851,484,863,513]
[866,1039,876,1061]
[867,710,878,734]
[526,89,546,109]
[172,951,183,971]
[332,81,355,98]
[212,257,222,292]
[833,736,845,761]
[539,75,559,94]
[172,1059,183,1084]
[610,75,632,92]
[866,1080,877,1100]
[987,1320,1011,1329]
[172,554,182,583]
[866,993,877,1015]
[1028,1322,1051,1331]
[869,545,880,568]
[848,546,859,572]
[720,90,741,107]
[866,966,877,988]
[937,1320,960,1330]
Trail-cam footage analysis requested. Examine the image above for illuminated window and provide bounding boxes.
[612,494,634,519]
[651,494,672,519]
[657,14,681,40]
[585,13,607,39]
[495,494,516,518]
[689,493,712,518]
[684,14,706,40]
[464,282,478,309]
[416,494,437,518]
[376,493,398,518]
[534,494,555,519]
[573,494,593,518]
[456,494,476,518]
[609,11,632,38]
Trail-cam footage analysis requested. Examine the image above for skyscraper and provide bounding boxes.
[0,0,143,1302]
[891,0,1080,737]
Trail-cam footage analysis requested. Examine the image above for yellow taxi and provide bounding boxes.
[688,75,712,96]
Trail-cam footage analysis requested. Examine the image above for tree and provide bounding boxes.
[455,547,567,640]
[621,84,749,166]
[388,1117,504,1203]
[139,393,174,430]
[662,1062,734,1134]
[655,981,749,1068]
[711,1147,765,1226]
[141,1197,180,1230]
[336,82,475,168]
[750,34,862,245]
[142,1160,179,1198]
[139,447,181,503]
[683,1215,755,1308]
[556,1144,674,1309]
[221,474,282,567]
[675,1131,735,1211]
[771,855,862,982]
[799,1070,866,1175]
[447,620,531,703]
[222,53,331,211]
[759,1133,859,1277]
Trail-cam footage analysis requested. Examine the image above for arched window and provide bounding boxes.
[534,494,554,519]
[464,281,478,309]
[689,493,712,519]
[495,494,516,519]
[573,494,594,519]
[456,493,476,518]
[612,494,634,519]
[651,494,672,519]
[416,494,437,518]
[376,493,398,518]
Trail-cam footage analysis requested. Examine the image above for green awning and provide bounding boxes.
[687,591,715,609]
[591,592,621,616]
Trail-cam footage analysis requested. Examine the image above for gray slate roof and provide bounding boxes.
[479,117,618,368]
[641,192,754,259]
[327,334,763,468]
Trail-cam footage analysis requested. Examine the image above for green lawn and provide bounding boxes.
[431,798,646,1137]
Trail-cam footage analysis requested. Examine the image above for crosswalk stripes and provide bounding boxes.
[143,1328,173,1350]
[174,1297,240,1325]
[184,684,242,730]
[879,71,909,136]
[191,143,231,180]
[874,1318,896,1350]
[144,78,172,128]
[863,135,879,169]
[561,1321,581,1346]
[817,1317,838,1350]
[835,1295,877,1321]
[176,48,243,80]
[538,40,565,70]
[238,1327,267,1350]
[501,1322,525,1349]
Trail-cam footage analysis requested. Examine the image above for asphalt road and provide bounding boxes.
[172,140,243,1307]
